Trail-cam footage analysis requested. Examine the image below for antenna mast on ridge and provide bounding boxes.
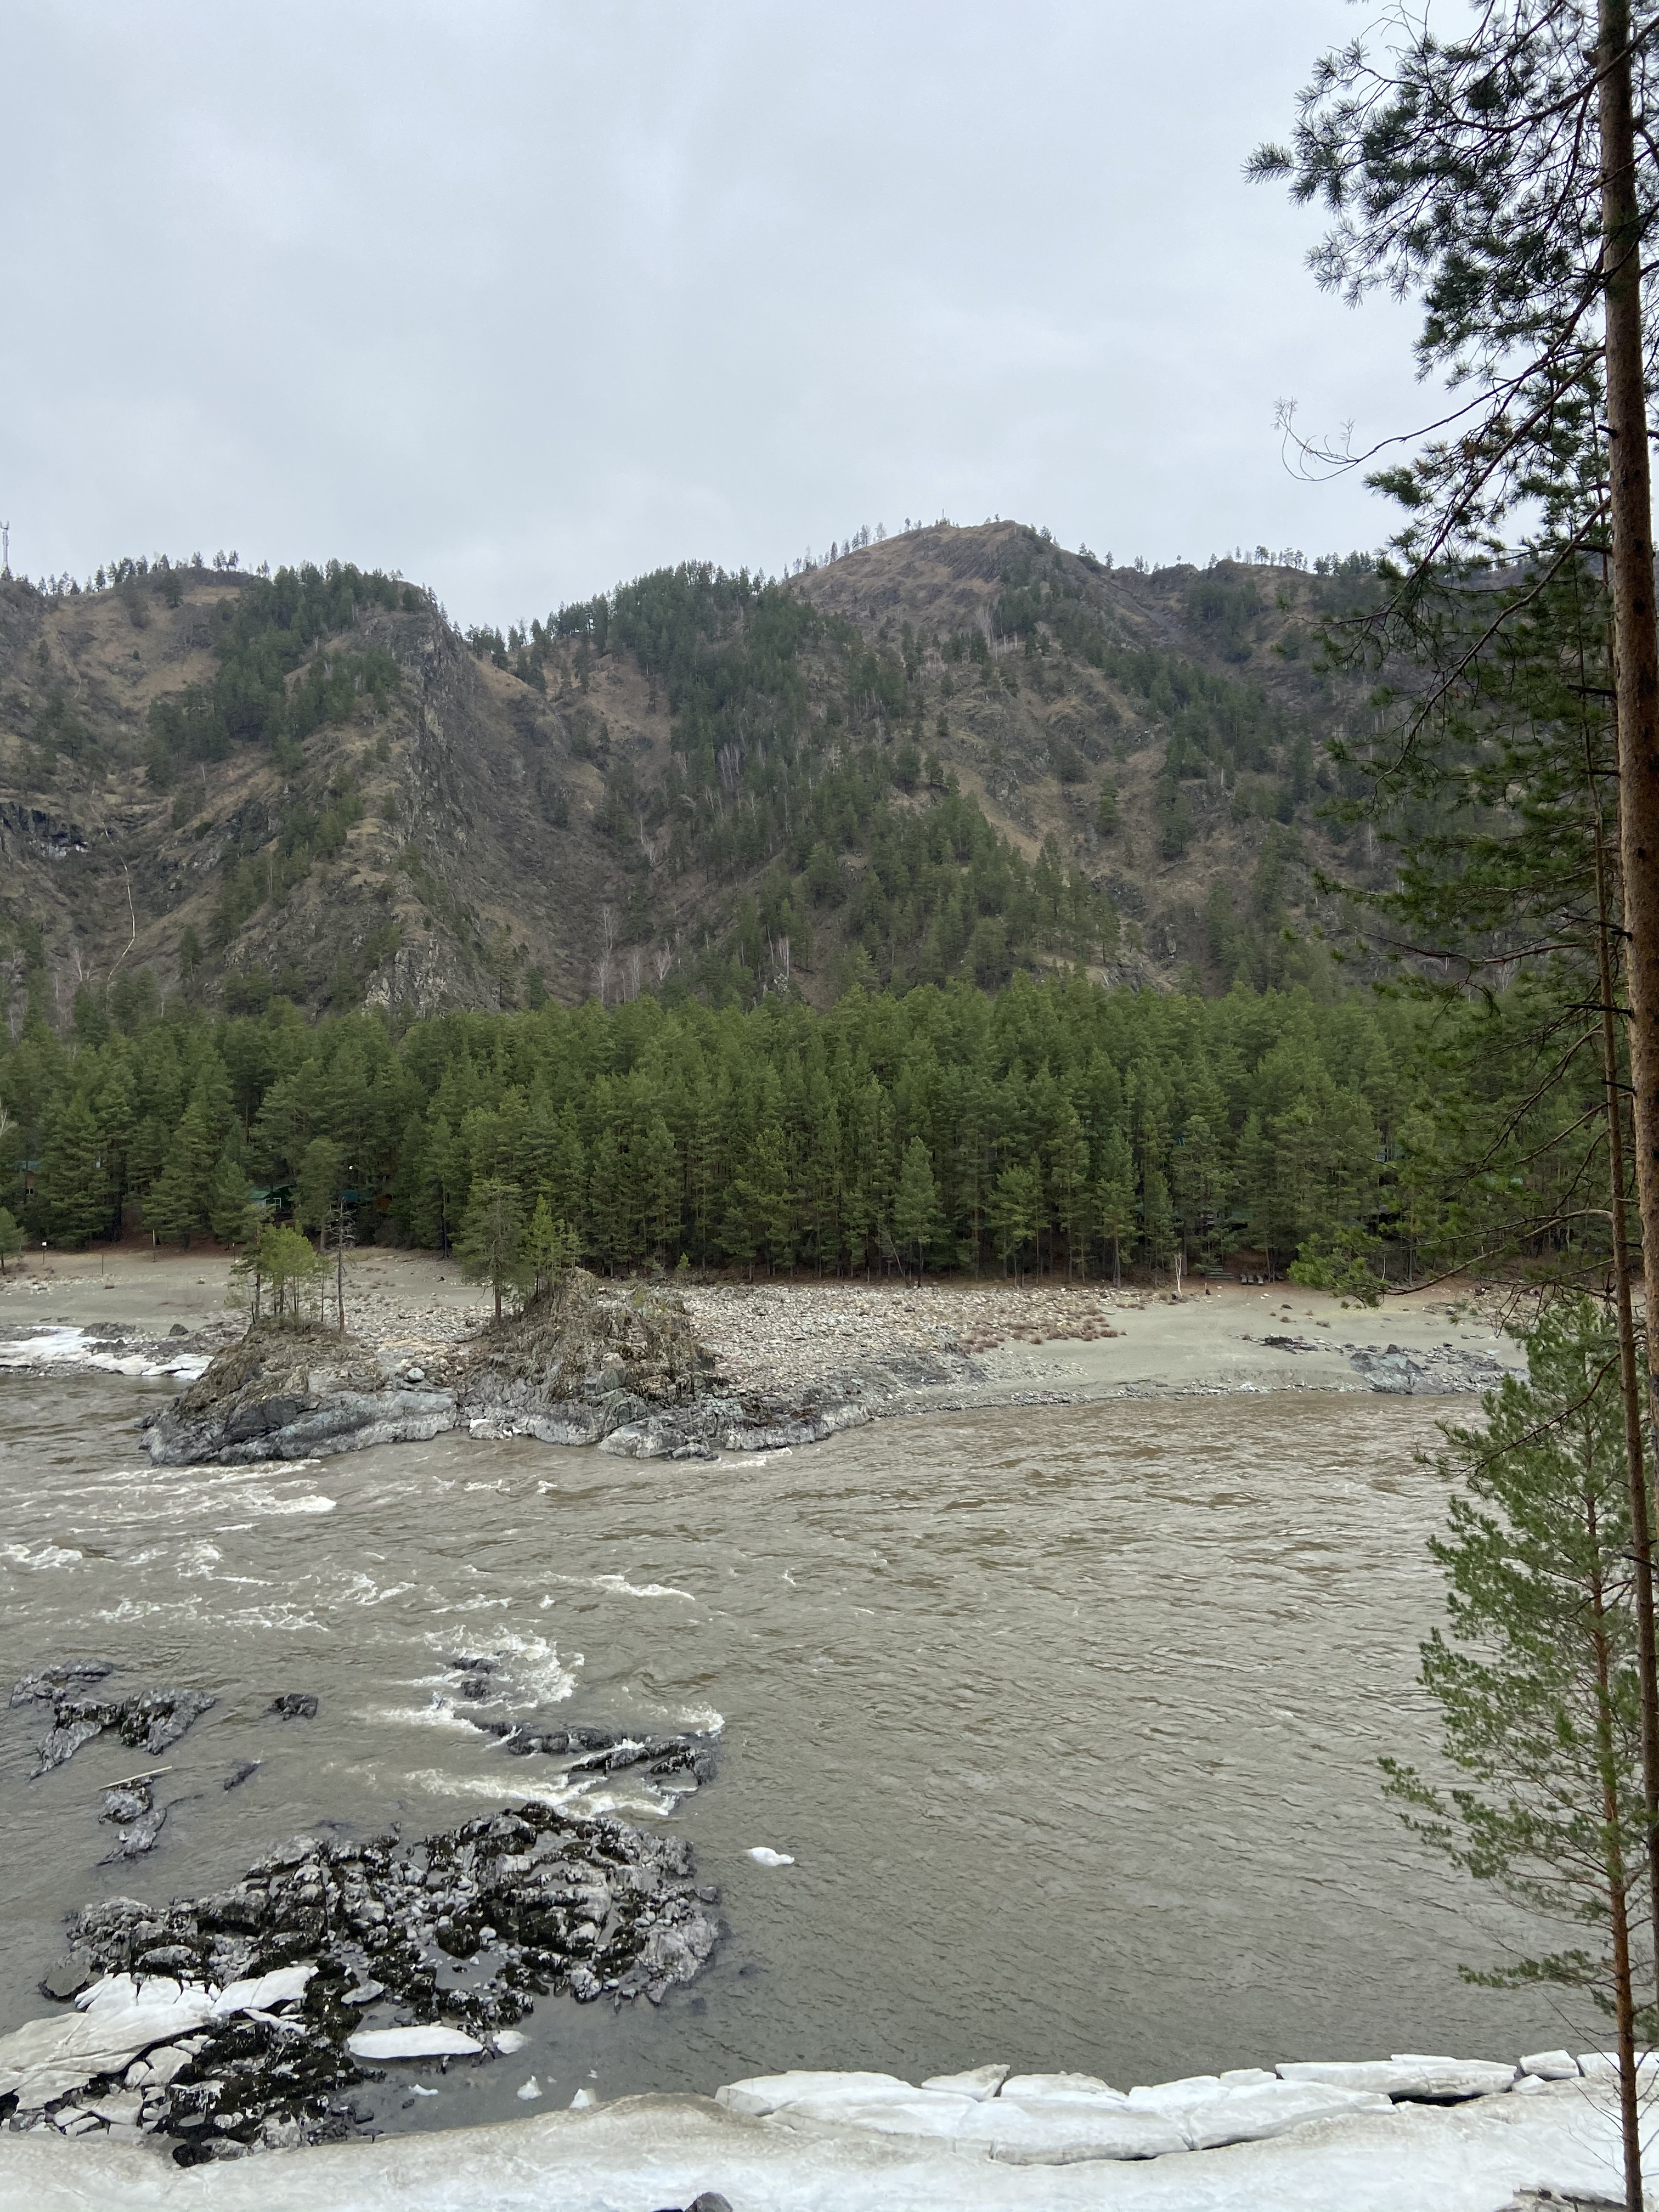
[1,523,10,577]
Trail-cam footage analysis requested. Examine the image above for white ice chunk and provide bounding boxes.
[1520,2048,1577,2081]
[747,1846,795,1866]
[81,2090,142,2126]
[764,2090,978,2142]
[347,2024,483,2059]
[957,2098,1187,2163]
[516,2076,542,2101]
[920,2063,1009,2099]
[1127,2073,1223,2111]
[1277,2054,1515,2100]
[0,1982,217,2109]
[1002,2072,1123,2102]
[718,2070,916,2119]
[1179,2079,1393,2151]
[1575,2049,1659,2081]
[494,2029,527,2055]
[569,2087,597,2108]
[212,1963,315,2017]
[137,2044,193,2087]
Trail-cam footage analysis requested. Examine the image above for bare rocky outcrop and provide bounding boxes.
[455,1271,717,1451]
[142,1321,456,1467]
[138,1277,888,1468]
[455,1271,884,1458]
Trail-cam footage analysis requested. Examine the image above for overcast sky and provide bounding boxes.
[1,2,1440,628]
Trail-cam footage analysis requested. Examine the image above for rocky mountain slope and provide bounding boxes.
[0,525,1380,1025]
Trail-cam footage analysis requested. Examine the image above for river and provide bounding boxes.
[0,1372,1566,2142]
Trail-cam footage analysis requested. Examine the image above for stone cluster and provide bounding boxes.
[0,1802,720,2163]
[12,1663,215,1778]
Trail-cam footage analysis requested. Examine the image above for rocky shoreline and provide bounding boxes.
[1,1793,721,2162]
[0,1263,1519,1471]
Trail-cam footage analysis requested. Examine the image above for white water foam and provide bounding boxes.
[546,1571,697,1603]
[1,1541,83,1571]
[241,1490,337,1516]
[0,1323,211,1381]
[369,1700,483,1733]
[403,1765,632,1815]
[494,1630,582,1703]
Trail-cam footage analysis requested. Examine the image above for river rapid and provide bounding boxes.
[0,1373,1567,2142]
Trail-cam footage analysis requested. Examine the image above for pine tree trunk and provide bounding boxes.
[1595,783,1659,1993]
[1601,2,1659,1472]
[1589,1493,1644,2212]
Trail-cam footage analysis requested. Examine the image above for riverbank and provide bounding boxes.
[0,1249,1522,1427]
[0,2068,1629,2210]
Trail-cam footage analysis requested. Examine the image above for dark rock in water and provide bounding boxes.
[99,1775,168,1859]
[57,1797,719,2160]
[37,1954,92,2001]
[223,1760,261,1791]
[169,1323,189,1338]
[32,1686,215,1775]
[102,1806,166,1859]
[102,1781,155,1825]
[469,1717,719,1797]
[10,1659,115,1707]
[267,1693,319,1720]
[36,1714,107,1772]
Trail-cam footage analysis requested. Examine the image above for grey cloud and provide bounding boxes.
[2,0,1432,623]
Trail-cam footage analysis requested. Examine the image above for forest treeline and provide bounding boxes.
[0,964,1585,1286]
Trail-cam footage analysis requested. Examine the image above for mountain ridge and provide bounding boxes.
[0,522,1381,1030]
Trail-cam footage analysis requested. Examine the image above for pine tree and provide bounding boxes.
[894,1136,941,1277]
[0,1206,22,1273]
[208,1157,256,1246]
[296,1135,343,1246]
[1383,1299,1653,2207]
[1092,1126,1136,1287]
[523,1196,580,1295]
[457,1176,527,1321]
[989,1162,1039,1280]
[40,1092,106,1249]
[145,1154,199,1247]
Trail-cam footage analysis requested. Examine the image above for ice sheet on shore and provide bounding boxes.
[0,1980,216,2109]
[1277,2053,1517,2100]
[0,2080,1631,2210]
[0,1325,210,1382]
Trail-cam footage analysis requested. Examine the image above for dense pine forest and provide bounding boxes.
[0,959,1593,1289]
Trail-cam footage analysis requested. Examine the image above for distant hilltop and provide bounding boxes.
[0,523,1380,1025]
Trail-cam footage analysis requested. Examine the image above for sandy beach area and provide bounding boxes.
[0,1245,1521,1411]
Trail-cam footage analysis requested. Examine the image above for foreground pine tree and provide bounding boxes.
[1383,1297,1654,2207]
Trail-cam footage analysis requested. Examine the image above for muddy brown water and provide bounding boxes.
[0,1373,1575,2142]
